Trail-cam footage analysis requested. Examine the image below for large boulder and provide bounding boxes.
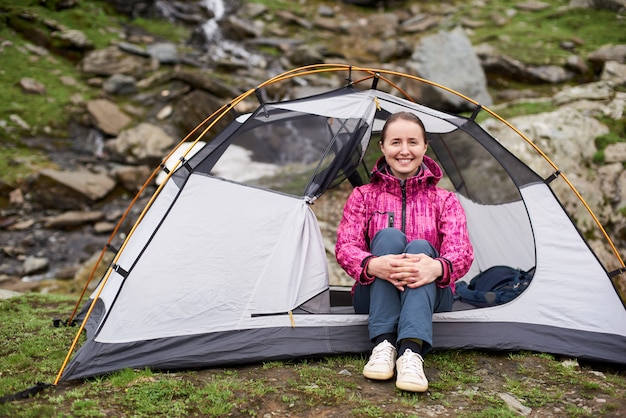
[407,26,493,111]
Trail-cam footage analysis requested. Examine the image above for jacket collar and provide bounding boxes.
[371,155,443,186]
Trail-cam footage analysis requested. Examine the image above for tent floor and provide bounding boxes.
[329,286,478,312]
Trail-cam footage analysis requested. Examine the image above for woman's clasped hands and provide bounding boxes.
[366,253,443,291]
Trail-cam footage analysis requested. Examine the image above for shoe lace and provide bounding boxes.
[399,351,423,375]
[370,342,394,363]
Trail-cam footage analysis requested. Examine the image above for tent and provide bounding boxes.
[55,64,626,383]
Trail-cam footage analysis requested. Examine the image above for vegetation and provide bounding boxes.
[0,294,624,416]
[0,0,624,184]
[0,1,625,415]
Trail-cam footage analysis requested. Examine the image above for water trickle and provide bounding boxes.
[201,0,225,43]
[199,0,266,68]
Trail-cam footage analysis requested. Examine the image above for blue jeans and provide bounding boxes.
[353,228,453,355]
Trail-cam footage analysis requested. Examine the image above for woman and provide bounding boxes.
[335,111,474,392]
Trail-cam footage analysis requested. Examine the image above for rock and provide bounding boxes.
[525,65,574,83]
[515,1,551,11]
[103,74,138,95]
[86,99,132,136]
[94,221,116,234]
[23,256,49,275]
[156,105,173,120]
[0,288,21,299]
[570,0,626,12]
[111,164,152,191]
[50,28,93,50]
[80,45,155,76]
[9,188,24,206]
[171,89,228,135]
[19,77,46,94]
[146,42,179,64]
[601,60,626,81]
[168,70,241,98]
[275,10,313,30]
[33,169,117,209]
[553,80,615,105]
[105,123,176,165]
[7,219,35,231]
[588,44,626,72]
[219,15,261,41]
[598,163,623,204]
[604,142,626,163]
[498,392,532,416]
[73,250,115,289]
[9,114,30,130]
[401,14,440,33]
[317,5,335,18]
[44,210,104,228]
[408,26,493,111]
[241,2,268,19]
[287,44,325,66]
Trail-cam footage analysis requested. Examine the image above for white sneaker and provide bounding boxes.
[395,349,428,392]
[363,340,397,380]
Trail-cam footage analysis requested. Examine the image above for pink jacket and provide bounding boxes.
[335,155,474,293]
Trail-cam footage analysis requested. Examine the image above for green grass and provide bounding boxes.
[458,1,626,66]
[0,294,625,416]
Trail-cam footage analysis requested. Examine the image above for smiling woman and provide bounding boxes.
[378,112,429,181]
[335,110,474,393]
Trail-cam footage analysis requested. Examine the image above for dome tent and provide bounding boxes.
[53,65,626,383]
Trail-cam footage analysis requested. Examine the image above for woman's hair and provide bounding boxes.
[379,111,428,144]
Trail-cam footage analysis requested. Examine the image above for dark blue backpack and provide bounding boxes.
[455,265,535,307]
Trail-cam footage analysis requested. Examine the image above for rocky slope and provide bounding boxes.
[0,0,625,299]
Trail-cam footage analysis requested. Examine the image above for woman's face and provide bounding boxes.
[379,118,428,180]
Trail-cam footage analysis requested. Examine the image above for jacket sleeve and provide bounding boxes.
[436,192,474,286]
[335,188,376,285]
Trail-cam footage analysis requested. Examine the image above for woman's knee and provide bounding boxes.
[370,228,407,255]
[405,239,438,257]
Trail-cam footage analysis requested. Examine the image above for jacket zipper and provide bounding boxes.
[401,180,407,233]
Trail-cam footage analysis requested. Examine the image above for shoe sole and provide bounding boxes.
[395,380,428,392]
[363,370,394,380]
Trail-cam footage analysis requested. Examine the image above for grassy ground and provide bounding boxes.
[0,293,625,417]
